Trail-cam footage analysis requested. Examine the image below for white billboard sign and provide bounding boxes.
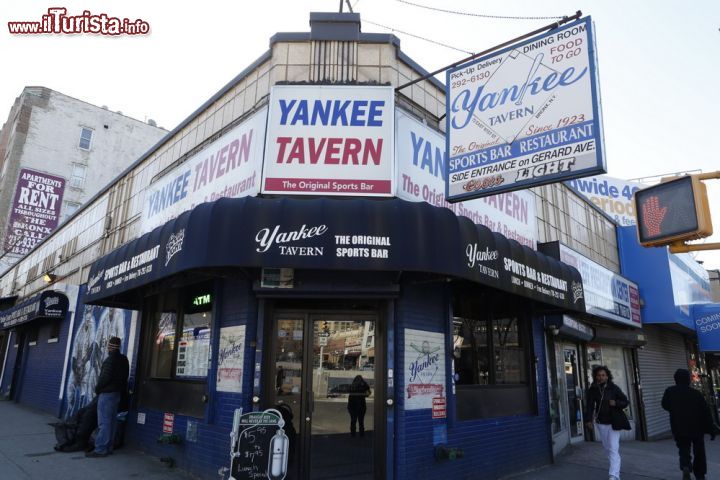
[396,109,538,247]
[141,108,266,233]
[262,85,394,196]
[446,17,604,201]
[565,175,644,226]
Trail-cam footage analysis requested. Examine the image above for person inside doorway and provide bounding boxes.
[584,365,631,480]
[662,368,717,480]
[348,375,370,437]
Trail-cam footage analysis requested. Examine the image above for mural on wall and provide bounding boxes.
[64,305,133,418]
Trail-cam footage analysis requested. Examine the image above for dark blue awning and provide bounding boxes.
[85,197,586,311]
[0,290,70,329]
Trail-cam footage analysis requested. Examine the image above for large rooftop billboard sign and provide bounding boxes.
[445,17,605,201]
[262,85,394,197]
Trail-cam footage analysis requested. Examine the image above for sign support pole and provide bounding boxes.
[394,10,582,93]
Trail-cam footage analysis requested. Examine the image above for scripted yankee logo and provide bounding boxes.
[87,269,104,291]
[571,280,584,304]
[165,229,185,266]
[43,296,60,308]
[255,224,327,257]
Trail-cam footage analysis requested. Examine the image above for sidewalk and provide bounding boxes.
[0,400,194,480]
[508,438,720,480]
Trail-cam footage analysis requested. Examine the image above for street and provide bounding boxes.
[3,399,720,479]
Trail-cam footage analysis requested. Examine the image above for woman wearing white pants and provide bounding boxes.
[585,366,631,480]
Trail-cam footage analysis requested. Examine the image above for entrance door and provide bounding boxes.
[270,311,379,480]
[563,346,585,444]
[9,332,26,401]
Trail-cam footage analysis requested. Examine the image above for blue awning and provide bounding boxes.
[0,290,70,329]
[85,197,586,311]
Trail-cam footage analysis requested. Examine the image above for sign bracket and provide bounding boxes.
[666,170,720,253]
[394,10,582,93]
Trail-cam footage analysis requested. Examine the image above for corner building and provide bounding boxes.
[0,14,622,480]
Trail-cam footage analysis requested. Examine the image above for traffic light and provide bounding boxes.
[634,174,713,247]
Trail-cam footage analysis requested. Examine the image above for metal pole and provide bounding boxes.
[395,10,582,92]
[669,242,720,254]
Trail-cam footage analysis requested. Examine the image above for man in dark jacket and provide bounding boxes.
[662,369,716,480]
[86,336,129,458]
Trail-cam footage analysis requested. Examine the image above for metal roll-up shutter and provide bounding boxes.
[636,325,689,439]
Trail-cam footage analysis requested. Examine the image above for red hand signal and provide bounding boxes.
[641,195,668,237]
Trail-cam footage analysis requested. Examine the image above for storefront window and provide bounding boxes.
[453,316,528,386]
[147,282,213,380]
[151,312,177,378]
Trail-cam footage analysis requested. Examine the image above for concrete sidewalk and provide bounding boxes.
[508,438,720,480]
[0,400,194,480]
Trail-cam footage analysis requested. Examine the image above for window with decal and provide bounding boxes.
[452,286,535,420]
[139,280,215,417]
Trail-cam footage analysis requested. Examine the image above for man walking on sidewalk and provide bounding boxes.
[86,336,129,458]
[662,369,716,480]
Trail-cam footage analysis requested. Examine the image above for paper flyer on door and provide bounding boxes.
[217,325,246,393]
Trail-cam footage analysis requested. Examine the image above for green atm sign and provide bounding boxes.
[192,294,212,307]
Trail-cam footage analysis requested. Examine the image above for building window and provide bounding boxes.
[148,285,213,380]
[28,328,39,345]
[61,201,81,224]
[453,316,528,386]
[78,127,93,150]
[70,164,87,189]
[452,287,536,420]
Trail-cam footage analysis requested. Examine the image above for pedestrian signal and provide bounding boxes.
[634,175,713,247]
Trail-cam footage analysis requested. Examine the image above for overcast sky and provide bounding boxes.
[2,0,719,268]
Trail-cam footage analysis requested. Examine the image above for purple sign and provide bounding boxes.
[4,168,65,255]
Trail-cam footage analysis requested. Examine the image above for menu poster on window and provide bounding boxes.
[217,325,246,393]
[404,329,446,410]
[176,328,211,378]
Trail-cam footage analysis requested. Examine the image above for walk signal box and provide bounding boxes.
[634,175,713,247]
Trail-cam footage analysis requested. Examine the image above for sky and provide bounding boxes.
[1,0,719,268]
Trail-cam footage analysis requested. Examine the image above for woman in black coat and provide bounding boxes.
[584,365,631,480]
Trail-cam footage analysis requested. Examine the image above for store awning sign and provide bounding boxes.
[0,290,69,329]
[262,85,394,196]
[694,304,720,352]
[85,197,584,312]
[540,242,640,327]
[446,17,605,201]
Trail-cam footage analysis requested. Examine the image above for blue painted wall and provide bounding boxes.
[393,278,551,479]
[125,277,257,478]
[4,314,72,416]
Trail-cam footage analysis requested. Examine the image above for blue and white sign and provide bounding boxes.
[694,304,720,352]
[446,17,605,201]
[558,243,641,327]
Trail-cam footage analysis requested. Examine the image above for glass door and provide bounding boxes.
[563,346,585,443]
[270,312,378,480]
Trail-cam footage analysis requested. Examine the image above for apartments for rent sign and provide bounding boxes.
[141,108,267,232]
[262,85,394,196]
[446,17,605,201]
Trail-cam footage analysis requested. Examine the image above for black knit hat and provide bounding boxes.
[108,337,121,349]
